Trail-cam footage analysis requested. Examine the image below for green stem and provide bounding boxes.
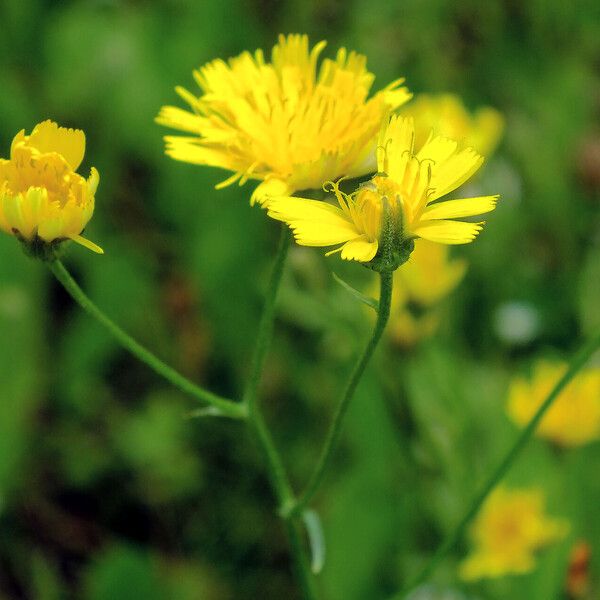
[243,225,316,600]
[252,408,317,599]
[243,225,291,411]
[400,328,600,597]
[285,270,394,518]
[48,259,246,420]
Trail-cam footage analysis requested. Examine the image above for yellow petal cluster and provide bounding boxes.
[507,360,600,447]
[267,116,498,263]
[0,120,102,254]
[156,34,411,204]
[460,487,569,581]
[404,93,504,156]
[387,240,467,346]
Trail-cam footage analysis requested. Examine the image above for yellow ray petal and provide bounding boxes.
[413,219,484,244]
[290,222,361,246]
[340,235,378,261]
[2,192,27,236]
[155,106,207,134]
[267,196,352,226]
[87,167,100,195]
[379,116,413,175]
[417,135,458,164]
[25,120,86,171]
[164,137,239,170]
[267,196,359,246]
[20,187,47,238]
[383,80,413,109]
[251,178,291,206]
[422,195,498,220]
[37,216,65,242]
[428,148,484,201]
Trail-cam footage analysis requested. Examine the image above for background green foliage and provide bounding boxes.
[1,1,599,598]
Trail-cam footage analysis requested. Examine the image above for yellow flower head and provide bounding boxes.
[0,120,102,256]
[156,34,411,204]
[460,487,569,581]
[387,240,467,346]
[507,360,600,447]
[405,93,504,157]
[267,116,498,267]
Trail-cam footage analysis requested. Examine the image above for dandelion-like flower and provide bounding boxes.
[267,116,498,267]
[460,487,568,581]
[156,34,411,204]
[507,360,600,447]
[404,93,504,156]
[0,120,102,256]
[386,240,467,346]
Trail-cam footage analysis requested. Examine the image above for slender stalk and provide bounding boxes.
[243,225,291,411]
[399,328,600,597]
[252,408,317,599]
[48,259,246,420]
[243,225,316,599]
[285,270,394,518]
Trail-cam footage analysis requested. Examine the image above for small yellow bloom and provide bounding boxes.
[507,360,600,447]
[267,116,498,265]
[405,93,504,156]
[460,487,569,581]
[387,240,467,346]
[156,34,411,204]
[0,120,102,255]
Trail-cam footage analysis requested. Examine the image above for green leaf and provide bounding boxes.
[186,406,238,419]
[332,272,378,312]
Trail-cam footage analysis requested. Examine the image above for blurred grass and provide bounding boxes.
[1,0,599,598]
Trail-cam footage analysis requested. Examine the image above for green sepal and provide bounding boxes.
[14,229,66,262]
[365,197,414,273]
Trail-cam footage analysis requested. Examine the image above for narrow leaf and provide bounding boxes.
[186,406,231,419]
[332,272,378,312]
[302,509,326,574]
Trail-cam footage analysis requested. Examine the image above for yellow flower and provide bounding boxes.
[387,240,467,346]
[460,487,569,581]
[0,120,102,255]
[404,93,504,156]
[156,34,411,204]
[507,360,600,447]
[267,115,498,265]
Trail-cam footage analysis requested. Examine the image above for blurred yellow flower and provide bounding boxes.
[156,34,411,204]
[460,487,569,581]
[267,116,498,264]
[387,240,467,346]
[405,93,504,156]
[507,360,600,447]
[0,120,102,255]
